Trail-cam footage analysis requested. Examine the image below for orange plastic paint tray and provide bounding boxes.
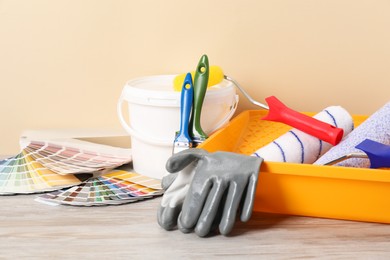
[198,110,390,224]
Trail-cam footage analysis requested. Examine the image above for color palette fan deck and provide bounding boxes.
[0,139,133,195]
[35,170,163,206]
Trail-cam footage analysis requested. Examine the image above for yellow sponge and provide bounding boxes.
[173,65,225,91]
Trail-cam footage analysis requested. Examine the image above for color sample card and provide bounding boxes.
[0,139,132,194]
[0,152,86,194]
[22,140,132,175]
[35,170,163,206]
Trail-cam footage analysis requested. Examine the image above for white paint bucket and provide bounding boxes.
[117,75,238,179]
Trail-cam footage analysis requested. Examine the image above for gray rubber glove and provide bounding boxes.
[165,148,263,237]
[157,160,196,230]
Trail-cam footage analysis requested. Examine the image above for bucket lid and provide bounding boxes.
[121,75,235,107]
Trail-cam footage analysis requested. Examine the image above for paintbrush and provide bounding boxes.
[173,73,194,154]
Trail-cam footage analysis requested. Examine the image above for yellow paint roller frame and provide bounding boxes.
[198,110,390,224]
[173,66,224,91]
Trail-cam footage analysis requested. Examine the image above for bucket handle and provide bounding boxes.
[207,94,239,134]
[117,95,172,147]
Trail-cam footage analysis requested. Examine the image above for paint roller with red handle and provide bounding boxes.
[223,74,344,146]
[263,96,344,145]
[174,66,344,145]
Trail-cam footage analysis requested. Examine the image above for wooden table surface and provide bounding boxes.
[1,193,390,259]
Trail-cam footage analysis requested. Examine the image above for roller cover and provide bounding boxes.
[252,106,353,163]
[314,102,390,168]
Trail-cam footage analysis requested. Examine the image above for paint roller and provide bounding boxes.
[314,101,390,168]
[323,139,390,169]
[173,66,344,145]
[252,106,354,163]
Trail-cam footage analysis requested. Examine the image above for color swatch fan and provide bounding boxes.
[35,169,163,206]
[21,139,133,175]
[0,152,87,194]
[0,139,132,195]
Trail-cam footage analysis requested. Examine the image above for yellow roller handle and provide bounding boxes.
[173,65,225,91]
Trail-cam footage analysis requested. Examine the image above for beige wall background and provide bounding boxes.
[1,0,389,154]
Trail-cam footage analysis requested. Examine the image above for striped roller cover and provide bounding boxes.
[252,106,354,164]
[314,102,390,168]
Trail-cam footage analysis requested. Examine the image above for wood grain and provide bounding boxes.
[1,194,390,259]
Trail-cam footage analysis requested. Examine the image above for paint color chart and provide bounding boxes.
[35,170,163,206]
[22,139,133,175]
[0,139,133,195]
[0,152,86,194]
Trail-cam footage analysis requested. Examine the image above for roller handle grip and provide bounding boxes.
[262,96,344,145]
[356,139,390,169]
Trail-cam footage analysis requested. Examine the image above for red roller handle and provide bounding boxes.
[262,96,344,145]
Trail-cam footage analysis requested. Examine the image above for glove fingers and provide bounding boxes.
[178,178,213,234]
[177,211,193,233]
[240,157,262,222]
[166,148,208,173]
[158,164,197,231]
[158,187,189,230]
[219,181,246,235]
[194,180,227,237]
[211,199,224,231]
[240,173,259,222]
[157,205,182,230]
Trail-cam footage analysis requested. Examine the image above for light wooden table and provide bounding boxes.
[1,193,390,259]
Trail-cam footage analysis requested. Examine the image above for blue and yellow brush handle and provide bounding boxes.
[176,73,193,143]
